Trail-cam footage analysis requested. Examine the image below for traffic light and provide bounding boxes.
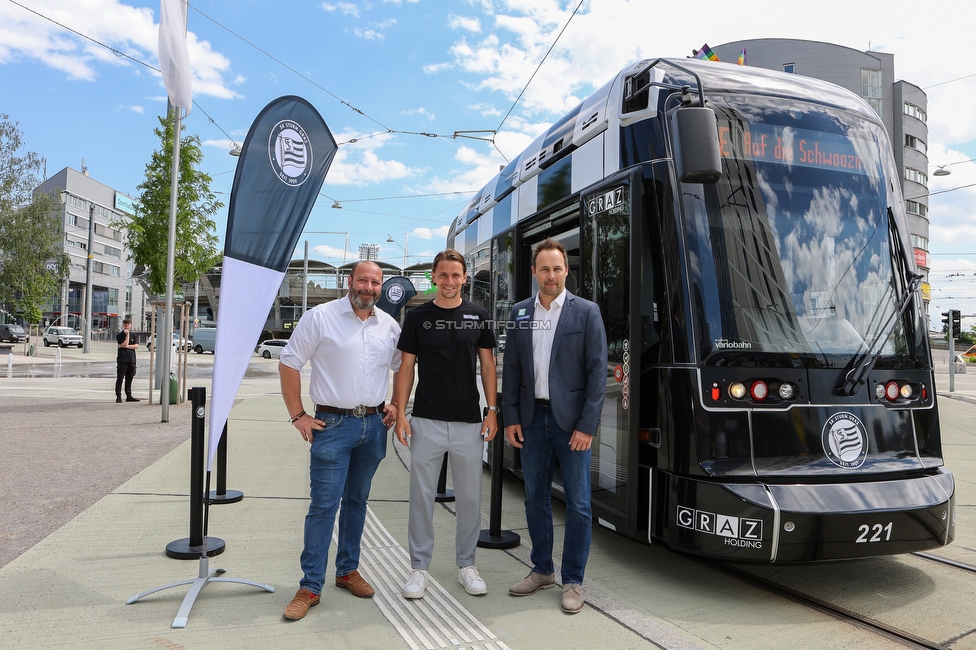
[943,311,951,334]
[952,310,961,339]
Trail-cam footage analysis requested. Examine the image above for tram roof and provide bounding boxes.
[449,56,878,241]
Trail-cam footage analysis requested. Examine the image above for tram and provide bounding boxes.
[448,57,955,562]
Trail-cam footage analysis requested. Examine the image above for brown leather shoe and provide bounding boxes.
[283,587,320,620]
[561,583,584,614]
[335,569,375,598]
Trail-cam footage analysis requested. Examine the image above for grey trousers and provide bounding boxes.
[408,417,484,570]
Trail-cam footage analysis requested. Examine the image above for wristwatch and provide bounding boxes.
[486,405,499,412]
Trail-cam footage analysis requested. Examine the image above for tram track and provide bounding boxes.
[702,558,951,650]
[912,551,976,575]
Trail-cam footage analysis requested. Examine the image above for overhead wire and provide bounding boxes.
[492,0,586,162]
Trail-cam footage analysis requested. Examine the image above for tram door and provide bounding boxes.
[578,169,643,536]
[509,168,644,536]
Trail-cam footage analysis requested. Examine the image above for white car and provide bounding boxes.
[42,326,83,348]
[146,332,191,352]
[256,339,288,359]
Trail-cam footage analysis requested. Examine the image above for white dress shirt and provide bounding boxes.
[280,296,402,408]
[532,288,567,400]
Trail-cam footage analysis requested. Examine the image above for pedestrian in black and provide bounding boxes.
[116,317,140,402]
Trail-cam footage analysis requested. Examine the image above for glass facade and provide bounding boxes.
[860,68,882,115]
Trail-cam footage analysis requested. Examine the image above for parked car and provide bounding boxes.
[256,339,288,359]
[0,324,29,343]
[191,327,216,354]
[42,326,83,348]
[145,331,190,352]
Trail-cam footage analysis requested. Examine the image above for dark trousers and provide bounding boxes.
[116,362,136,398]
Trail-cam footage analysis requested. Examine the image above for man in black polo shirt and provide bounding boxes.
[115,317,140,402]
[394,249,498,599]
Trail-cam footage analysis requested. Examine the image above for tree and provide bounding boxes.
[119,111,222,297]
[0,115,70,324]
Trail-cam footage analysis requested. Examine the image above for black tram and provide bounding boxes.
[448,57,954,562]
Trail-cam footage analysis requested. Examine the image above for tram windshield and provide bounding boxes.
[681,95,922,369]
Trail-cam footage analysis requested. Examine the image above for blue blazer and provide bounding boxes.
[501,291,608,436]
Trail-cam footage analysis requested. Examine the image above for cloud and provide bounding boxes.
[321,2,362,17]
[0,0,240,100]
[402,107,435,121]
[354,28,386,41]
[311,243,352,261]
[129,105,144,114]
[449,15,482,33]
[324,131,425,186]
[410,225,450,239]
[423,62,454,74]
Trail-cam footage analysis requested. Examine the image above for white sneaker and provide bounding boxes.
[403,569,428,599]
[457,565,488,595]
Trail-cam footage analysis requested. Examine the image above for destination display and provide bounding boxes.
[717,121,882,179]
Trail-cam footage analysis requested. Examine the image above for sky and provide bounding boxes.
[1,0,975,332]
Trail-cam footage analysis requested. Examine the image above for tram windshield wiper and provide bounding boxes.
[835,208,922,396]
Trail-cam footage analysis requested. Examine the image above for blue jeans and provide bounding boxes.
[299,410,387,593]
[520,403,592,585]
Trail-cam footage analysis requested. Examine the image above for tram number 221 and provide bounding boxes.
[856,522,893,543]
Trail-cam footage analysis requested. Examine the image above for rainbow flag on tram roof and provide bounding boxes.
[737,48,747,65]
[694,43,719,62]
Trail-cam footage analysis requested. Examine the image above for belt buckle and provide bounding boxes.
[352,404,367,418]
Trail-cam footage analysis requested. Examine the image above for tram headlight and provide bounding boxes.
[778,382,796,400]
[884,381,900,402]
[875,384,886,400]
[899,383,914,399]
[729,382,747,399]
[750,381,769,401]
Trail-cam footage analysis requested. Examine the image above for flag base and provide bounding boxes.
[208,489,244,504]
[166,536,226,560]
[127,555,274,628]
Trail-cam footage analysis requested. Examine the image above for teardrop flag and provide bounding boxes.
[207,96,337,470]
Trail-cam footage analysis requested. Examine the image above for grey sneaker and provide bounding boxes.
[509,571,555,596]
[403,569,428,599]
[458,566,488,595]
[561,583,584,613]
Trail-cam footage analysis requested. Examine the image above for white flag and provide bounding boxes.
[158,0,192,115]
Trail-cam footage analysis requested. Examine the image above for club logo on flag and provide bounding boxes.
[387,284,405,304]
[269,120,312,186]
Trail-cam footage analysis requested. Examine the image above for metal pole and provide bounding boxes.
[949,315,955,393]
[161,104,182,422]
[83,202,95,353]
[193,279,199,333]
[302,240,308,315]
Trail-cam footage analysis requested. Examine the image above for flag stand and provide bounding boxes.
[127,387,274,628]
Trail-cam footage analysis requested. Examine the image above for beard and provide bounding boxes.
[351,290,379,311]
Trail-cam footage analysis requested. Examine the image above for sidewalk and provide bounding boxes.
[0,348,690,650]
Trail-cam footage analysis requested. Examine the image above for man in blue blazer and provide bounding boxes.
[502,237,607,614]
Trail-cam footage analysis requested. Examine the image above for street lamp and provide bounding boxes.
[933,165,951,177]
[387,233,409,272]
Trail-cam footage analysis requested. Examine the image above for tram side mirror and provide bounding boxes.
[671,106,723,184]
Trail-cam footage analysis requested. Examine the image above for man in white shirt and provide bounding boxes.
[278,261,402,621]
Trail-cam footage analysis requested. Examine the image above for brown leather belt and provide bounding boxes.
[315,402,384,418]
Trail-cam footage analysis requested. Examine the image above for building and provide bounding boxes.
[35,167,146,335]
[711,39,932,309]
[183,258,434,341]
